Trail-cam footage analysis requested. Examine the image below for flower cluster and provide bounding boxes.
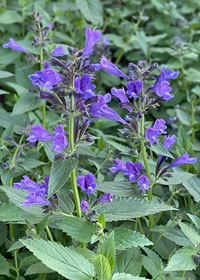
[14,176,50,206]
[109,158,150,191]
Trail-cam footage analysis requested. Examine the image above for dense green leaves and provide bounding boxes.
[0,253,9,276]
[75,0,103,25]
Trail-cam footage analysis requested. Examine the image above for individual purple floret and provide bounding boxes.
[26,125,53,142]
[109,158,128,173]
[50,133,68,153]
[126,80,143,99]
[138,175,150,191]
[54,124,66,134]
[125,161,143,181]
[75,74,96,101]
[165,153,197,170]
[164,135,177,150]
[97,193,113,203]
[77,173,97,196]
[3,38,29,54]
[99,56,129,80]
[111,87,132,112]
[29,62,64,90]
[82,27,101,58]
[80,200,89,212]
[145,128,160,144]
[153,119,167,134]
[14,176,50,206]
[50,45,66,57]
[103,35,109,45]
[157,65,179,83]
[89,94,126,124]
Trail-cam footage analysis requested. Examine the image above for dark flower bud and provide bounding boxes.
[128,63,137,71]
[194,254,200,265]
[54,154,65,161]
[148,63,158,72]
[4,136,14,141]
[27,26,37,31]
[77,50,84,57]
[29,88,36,93]
[137,60,146,68]
[68,47,73,55]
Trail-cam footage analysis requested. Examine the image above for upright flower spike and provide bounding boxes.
[164,135,177,150]
[126,80,143,99]
[26,125,53,142]
[138,175,150,191]
[75,74,96,101]
[77,173,97,196]
[50,45,66,57]
[82,27,101,58]
[29,62,64,90]
[2,38,29,54]
[99,56,129,80]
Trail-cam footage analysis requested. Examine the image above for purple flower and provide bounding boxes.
[80,200,89,212]
[157,65,179,83]
[89,94,126,124]
[29,62,64,90]
[145,128,160,144]
[111,87,132,112]
[83,27,101,58]
[197,106,200,111]
[166,153,197,170]
[75,74,96,101]
[103,35,109,45]
[126,80,143,99]
[77,173,96,196]
[3,38,29,54]
[164,135,176,150]
[14,176,50,206]
[50,46,66,57]
[138,175,150,191]
[97,193,113,203]
[167,116,177,125]
[109,158,128,173]
[99,56,129,80]
[50,133,68,153]
[125,161,143,181]
[26,125,53,142]
[153,119,167,135]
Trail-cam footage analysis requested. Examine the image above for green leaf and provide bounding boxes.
[75,0,103,25]
[187,214,200,230]
[183,177,200,202]
[176,108,191,126]
[142,248,164,280]
[136,31,148,56]
[36,215,49,235]
[75,248,96,263]
[94,197,175,221]
[112,273,147,280]
[114,227,152,249]
[165,247,196,271]
[115,248,142,276]
[176,127,191,155]
[94,254,111,280]
[55,217,97,242]
[98,232,116,272]
[0,253,9,276]
[151,142,174,159]
[96,181,140,197]
[57,189,74,215]
[98,211,105,230]
[0,70,13,78]
[0,202,31,222]
[25,262,53,275]
[158,171,194,185]
[48,156,78,197]
[12,92,43,116]
[179,222,200,248]
[0,10,23,24]
[106,140,131,154]
[20,238,95,280]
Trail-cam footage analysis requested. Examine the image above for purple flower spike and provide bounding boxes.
[111,87,132,112]
[125,161,143,181]
[50,45,66,57]
[75,74,96,101]
[109,158,128,173]
[3,38,29,54]
[164,135,176,150]
[145,128,160,144]
[166,153,197,170]
[97,193,113,203]
[26,125,53,143]
[138,175,150,191]
[151,81,174,101]
[153,119,167,135]
[100,56,129,80]
[126,80,143,99]
[80,200,89,212]
[29,62,64,90]
[77,173,96,196]
[50,133,68,153]
[83,27,101,58]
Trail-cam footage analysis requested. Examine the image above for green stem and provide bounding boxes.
[9,224,20,277]
[137,218,144,235]
[45,226,54,242]
[191,102,195,144]
[140,114,153,240]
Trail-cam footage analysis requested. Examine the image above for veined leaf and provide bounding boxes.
[112,273,148,280]
[98,232,116,272]
[0,253,9,276]
[179,221,200,248]
[94,254,111,280]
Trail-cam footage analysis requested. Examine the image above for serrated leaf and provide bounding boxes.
[0,202,31,222]
[114,227,152,249]
[187,214,200,230]
[115,248,142,276]
[20,238,95,280]
[0,253,9,276]
[94,197,175,222]
[96,181,140,197]
[0,70,13,78]
[165,247,196,271]
[151,142,174,159]
[183,177,200,202]
[98,232,116,272]
[106,140,131,154]
[55,216,97,243]
[136,31,148,56]
[94,254,111,280]
[112,273,148,280]
[75,248,96,263]
[36,215,49,235]
[0,10,23,24]
[48,156,78,197]
[179,222,200,248]
[158,171,194,185]
[25,262,53,275]
[75,0,103,25]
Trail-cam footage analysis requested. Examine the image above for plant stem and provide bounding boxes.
[140,114,153,240]
[45,226,54,242]
[191,102,195,144]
